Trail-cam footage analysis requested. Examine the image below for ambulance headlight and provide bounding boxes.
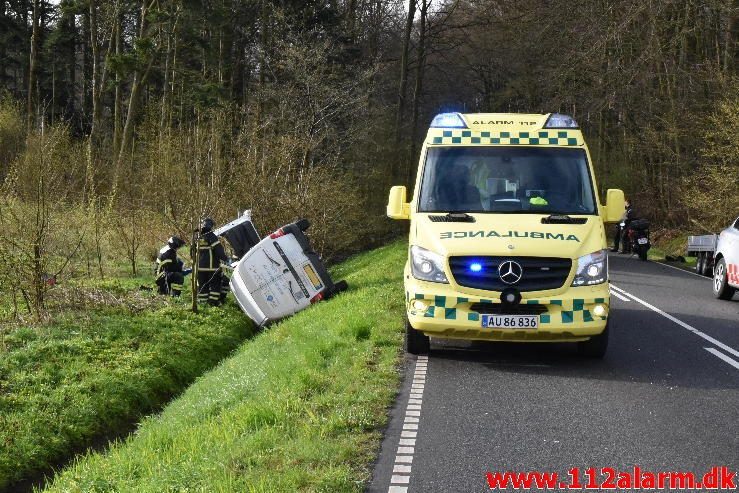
[430,112,467,129]
[544,113,579,129]
[410,246,449,283]
[572,250,608,286]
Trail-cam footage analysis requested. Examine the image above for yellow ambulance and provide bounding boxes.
[387,113,624,357]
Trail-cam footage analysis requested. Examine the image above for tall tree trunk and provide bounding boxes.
[27,0,40,132]
[113,12,123,156]
[394,0,416,146]
[116,0,155,173]
[346,0,357,42]
[407,0,427,184]
[88,0,100,146]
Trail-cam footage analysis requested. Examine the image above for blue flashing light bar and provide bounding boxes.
[544,113,579,129]
[430,112,468,129]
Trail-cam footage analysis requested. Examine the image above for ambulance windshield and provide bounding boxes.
[418,147,597,214]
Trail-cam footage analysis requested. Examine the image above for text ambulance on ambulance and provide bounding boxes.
[387,113,625,357]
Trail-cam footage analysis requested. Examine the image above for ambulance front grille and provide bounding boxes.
[469,303,548,315]
[448,256,572,292]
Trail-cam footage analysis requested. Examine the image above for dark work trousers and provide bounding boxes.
[157,272,185,296]
[197,269,223,306]
[613,224,623,251]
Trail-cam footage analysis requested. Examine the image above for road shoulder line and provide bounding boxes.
[388,355,428,493]
[611,284,739,364]
[651,260,710,280]
[704,347,739,370]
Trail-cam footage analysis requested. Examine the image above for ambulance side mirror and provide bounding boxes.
[387,186,411,220]
[604,189,625,223]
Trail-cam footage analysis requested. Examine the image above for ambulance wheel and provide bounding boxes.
[713,258,736,300]
[405,319,430,355]
[577,321,609,358]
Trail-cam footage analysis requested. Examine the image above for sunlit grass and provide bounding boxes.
[42,241,408,492]
[0,281,252,490]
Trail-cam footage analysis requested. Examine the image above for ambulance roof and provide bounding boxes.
[426,112,584,147]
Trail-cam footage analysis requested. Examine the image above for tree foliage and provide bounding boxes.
[0,0,736,320]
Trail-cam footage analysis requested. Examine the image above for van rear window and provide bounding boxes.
[418,147,597,215]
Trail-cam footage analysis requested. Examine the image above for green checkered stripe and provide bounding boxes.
[428,130,581,146]
[407,292,607,325]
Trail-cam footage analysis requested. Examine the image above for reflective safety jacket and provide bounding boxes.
[156,246,184,278]
[198,231,228,272]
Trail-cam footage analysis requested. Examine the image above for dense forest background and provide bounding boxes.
[0,0,737,318]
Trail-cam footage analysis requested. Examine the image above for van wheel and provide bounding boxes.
[577,322,609,358]
[405,319,430,355]
[713,258,736,300]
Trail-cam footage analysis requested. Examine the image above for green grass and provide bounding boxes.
[649,231,697,268]
[41,241,408,492]
[0,282,252,491]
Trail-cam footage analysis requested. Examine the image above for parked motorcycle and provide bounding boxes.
[624,219,651,261]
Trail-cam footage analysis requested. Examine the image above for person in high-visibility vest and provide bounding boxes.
[197,218,228,305]
[156,236,186,296]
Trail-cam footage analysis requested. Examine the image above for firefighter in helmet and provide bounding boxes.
[156,236,186,296]
[197,217,229,306]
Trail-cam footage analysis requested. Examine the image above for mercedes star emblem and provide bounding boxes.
[498,260,523,285]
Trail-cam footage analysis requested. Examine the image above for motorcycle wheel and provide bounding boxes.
[638,245,648,261]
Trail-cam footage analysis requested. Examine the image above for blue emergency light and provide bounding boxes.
[430,112,468,129]
[469,262,483,273]
[544,113,579,129]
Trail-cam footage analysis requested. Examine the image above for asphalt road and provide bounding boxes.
[368,253,739,492]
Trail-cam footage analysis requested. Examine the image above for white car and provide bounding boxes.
[713,216,739,300]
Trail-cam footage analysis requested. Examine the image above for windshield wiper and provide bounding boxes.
[428,212,476,223]
[541,214,587,224]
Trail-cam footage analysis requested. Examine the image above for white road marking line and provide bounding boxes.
[611,284,739,361]
[651,260,709,279]
[387,357,428,493]
[609,289,631,302]
[705,348,739,370]
[391,474,410,484]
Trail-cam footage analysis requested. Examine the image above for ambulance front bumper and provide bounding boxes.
[405,278,609,342]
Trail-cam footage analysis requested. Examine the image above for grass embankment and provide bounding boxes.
[0,277,252,491]
[649,230,697,268]
[43,241,408,492]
